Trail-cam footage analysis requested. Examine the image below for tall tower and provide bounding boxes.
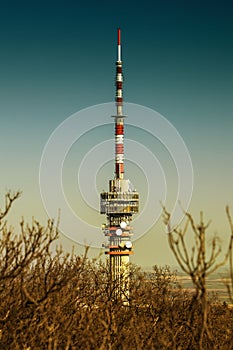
[100,29,139,303]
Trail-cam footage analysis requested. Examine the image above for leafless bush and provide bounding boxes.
[226,206,233,302]
[0,192,233,349]
[162,206,233,350]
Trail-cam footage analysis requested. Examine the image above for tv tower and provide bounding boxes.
[100,29,139,303]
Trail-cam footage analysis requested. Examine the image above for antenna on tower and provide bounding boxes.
[115,27,125,179]
[117,28,121,61]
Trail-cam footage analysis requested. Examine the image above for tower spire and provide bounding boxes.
[117,28,121,61]
[115,28,124,179]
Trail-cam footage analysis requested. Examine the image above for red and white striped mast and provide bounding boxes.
[115,28,125,180]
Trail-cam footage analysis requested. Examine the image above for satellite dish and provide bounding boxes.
[125,241,132,249]
[116,228,122,236]
[120,221,127,229]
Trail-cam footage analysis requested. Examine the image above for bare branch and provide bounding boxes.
[0,191,21,221]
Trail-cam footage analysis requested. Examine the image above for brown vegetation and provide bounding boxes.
[0,191,233,349]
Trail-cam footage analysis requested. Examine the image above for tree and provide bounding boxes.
[162,206,230,349]
[1,191,233,349]
[225,206,233,303]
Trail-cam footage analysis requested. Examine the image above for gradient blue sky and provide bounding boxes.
[1,0,233,267]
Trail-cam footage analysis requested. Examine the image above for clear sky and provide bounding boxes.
[1,0,233,267]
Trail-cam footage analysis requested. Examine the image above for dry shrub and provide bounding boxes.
[0,192,233,349]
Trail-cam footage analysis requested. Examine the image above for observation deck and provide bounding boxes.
[100,191,139,215]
